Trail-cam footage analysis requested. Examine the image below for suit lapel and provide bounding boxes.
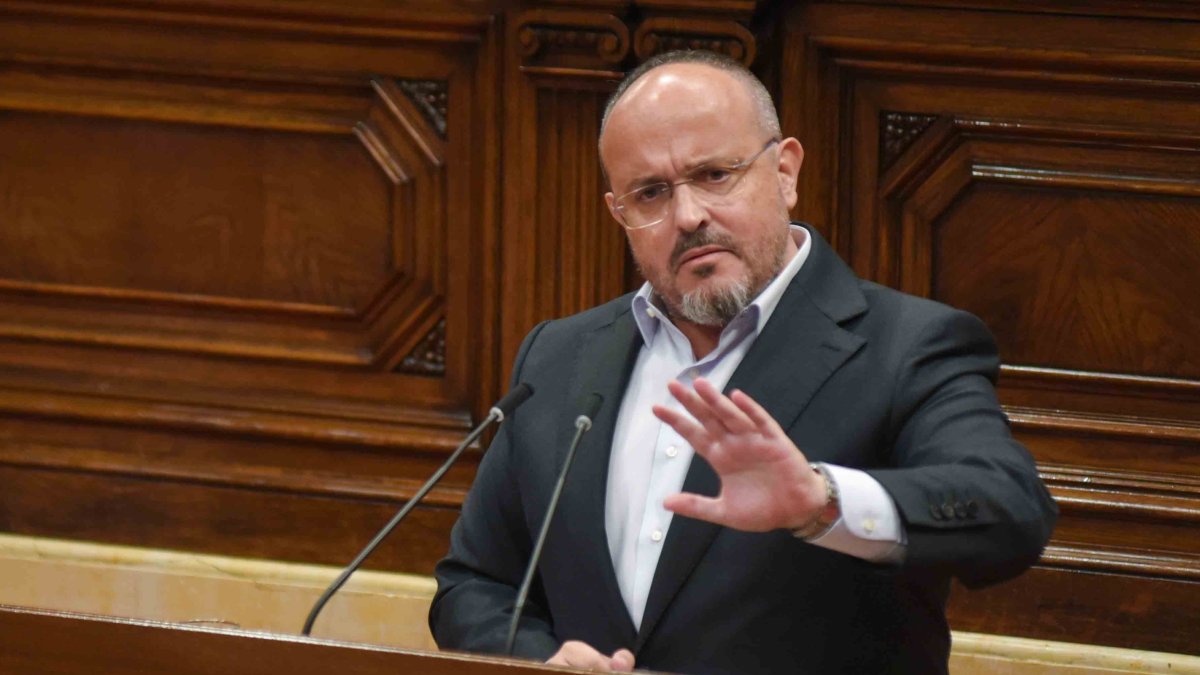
[557,305,642,644]
[635,227,867,647]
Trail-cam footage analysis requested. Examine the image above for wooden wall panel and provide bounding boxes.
[0,112,392,308]
[0,0,502,571]
[499,7,631,371]
[779,1,1200,654]
[3,0,1200,659]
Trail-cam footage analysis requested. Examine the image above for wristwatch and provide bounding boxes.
[791,463,841,540]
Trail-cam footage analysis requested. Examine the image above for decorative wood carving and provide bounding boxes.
[397,80,449,138]
[399,318,447,376]
[632,17,756,66]
[513,10,630,71]
[879,111,939,171]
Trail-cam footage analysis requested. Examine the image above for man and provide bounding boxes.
[430,50,1057,674]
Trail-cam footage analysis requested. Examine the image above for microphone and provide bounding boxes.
[302,383,534,637]
[505,393,603,656]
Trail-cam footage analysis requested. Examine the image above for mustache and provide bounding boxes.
[670,229,739,270]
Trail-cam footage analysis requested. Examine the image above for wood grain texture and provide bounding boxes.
[0,605,568,675]
[779,0,1200,655]
[948,566,1200,655]
[0,0,501,580]
[2,0,1200,658]
[498,7,633,376]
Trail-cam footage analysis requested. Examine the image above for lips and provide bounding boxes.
[675,245,731,270]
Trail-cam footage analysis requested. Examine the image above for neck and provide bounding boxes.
[652,297,724,359]
[676,320,723,360]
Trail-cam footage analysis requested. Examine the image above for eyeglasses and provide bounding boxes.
[612,138,780,231]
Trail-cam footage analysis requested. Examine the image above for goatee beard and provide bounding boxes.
[678,278,752,326]
[641,221,790,328]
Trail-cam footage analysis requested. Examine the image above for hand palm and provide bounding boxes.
[655,378,824,532]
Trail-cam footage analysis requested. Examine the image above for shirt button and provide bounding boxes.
[862,518,876,534]
[650,529,664,542]
[665,446,678,458]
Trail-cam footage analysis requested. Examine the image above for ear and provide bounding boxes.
[775,137,804,210]
[604,191,621,224]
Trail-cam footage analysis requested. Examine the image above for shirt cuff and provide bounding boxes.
[806,464,907,564]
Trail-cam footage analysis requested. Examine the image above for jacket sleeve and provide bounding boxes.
[428,321,561,659]
[866,309,1058,588]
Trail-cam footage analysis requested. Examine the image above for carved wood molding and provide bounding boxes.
[0,65,449,371]
[514,9,631,70]
[821,0,1200,21]
[512,8,759,74]
[0,0,493,43]
[1032,467,1200,582]
[874,115,1200,458]
[399,318,447,376]
[879,110,939,171]
[0,437,472,508]
[1041,544,1200,582]
[1041,463,1200,497]
[1052,484,1200,528]
[397,80,449,138]
[813,34,1200,94]
[633,17,756,67]
[878,115,1200,293]
[0,383,471,453]
[1002,365,1200,403]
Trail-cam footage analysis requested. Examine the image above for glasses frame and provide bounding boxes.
[612,138,781,231]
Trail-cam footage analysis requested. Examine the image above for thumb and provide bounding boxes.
[664,492,723,524]
[610,648,635,672]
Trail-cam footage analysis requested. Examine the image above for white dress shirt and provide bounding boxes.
[604,226,905,629]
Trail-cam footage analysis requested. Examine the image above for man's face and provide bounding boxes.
[600,64,804,326]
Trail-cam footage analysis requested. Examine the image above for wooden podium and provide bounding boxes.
[0,604,573,675]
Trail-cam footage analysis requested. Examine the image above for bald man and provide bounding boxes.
[430,50,1056,675]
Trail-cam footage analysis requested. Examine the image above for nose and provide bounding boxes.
[669,183,707,232]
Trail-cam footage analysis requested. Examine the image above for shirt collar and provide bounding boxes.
[631,224,812,345]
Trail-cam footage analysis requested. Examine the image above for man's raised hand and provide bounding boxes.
[654,377,827,532]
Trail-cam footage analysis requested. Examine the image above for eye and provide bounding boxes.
[635,183,669,203]
[698,167,734,184]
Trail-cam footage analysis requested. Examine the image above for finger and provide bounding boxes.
[666,380,728,438]
[652,404,712,457]
[610,649,635,672]
[729,388,786,437]
[663,491,726,525]
[693,378,756,434]
[550,641,616,670]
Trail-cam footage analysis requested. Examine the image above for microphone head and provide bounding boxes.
[581,392,603,420]
[492,383,535,421]
[575,392,603,431]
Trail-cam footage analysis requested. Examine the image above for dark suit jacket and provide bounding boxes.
[430,226,1057,675]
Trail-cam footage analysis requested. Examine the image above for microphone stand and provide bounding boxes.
[504,393,603,656]
[303,384,533,637]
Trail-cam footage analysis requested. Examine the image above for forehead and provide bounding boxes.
[600,63,762,187]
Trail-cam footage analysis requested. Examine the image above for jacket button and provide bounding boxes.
[941,503,956,519]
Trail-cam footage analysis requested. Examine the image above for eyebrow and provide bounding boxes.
[623,153,738,192]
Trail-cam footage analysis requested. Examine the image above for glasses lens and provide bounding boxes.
[613,139,777,230]
[618,184,670,229]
